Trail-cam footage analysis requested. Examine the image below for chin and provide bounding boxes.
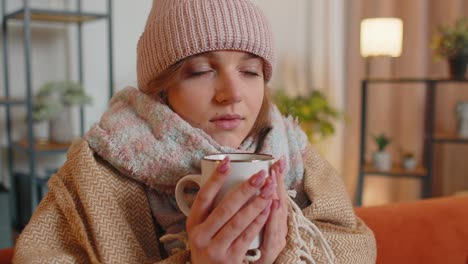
[212,135,243,149]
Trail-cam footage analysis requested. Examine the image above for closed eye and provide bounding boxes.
[241,71,261,77]
[189,70,213,77]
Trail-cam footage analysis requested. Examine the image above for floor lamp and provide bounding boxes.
[360,18,403,77]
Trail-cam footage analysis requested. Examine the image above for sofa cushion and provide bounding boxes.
[355,196,468,264]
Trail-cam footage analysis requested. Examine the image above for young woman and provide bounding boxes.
[13,0,376,263]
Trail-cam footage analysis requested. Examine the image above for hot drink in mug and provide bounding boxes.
[175,153,274,250]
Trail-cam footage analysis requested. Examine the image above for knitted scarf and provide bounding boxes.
[85,87,308,191]
[85,86,309,256]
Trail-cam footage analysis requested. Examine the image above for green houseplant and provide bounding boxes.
[372,133,392,171]
[36,81,92,108]
[273,89,341,142]
[34,81,92,143]
[432,16,468,80]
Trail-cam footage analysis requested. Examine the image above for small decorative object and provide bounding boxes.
[273,89,341,142]
[456,101,468,138]
[30,95,62,143]
[402,152,417,170]
[432,17,468,80]
[372,133,391,171]
[36,81,92,143]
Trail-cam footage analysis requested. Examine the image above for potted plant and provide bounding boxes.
[401,152,417,170]
[36,81,92,143]
[372,133,391,171]
[456,101,468,138]
[273,89,341,142]
[30,95,62,143]
[432,16,468,80]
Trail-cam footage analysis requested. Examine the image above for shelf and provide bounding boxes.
[0,97,25,106]
[14,139,72,154]
[364,78,468,83]
[363,163,427,178]
[5,8,108,23]
[432,133,468,144]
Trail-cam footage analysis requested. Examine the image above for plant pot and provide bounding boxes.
[456,102,468,138]
[33,120,49,144]
[49,106,75,143]
[373,151,391,171]
[448,56,468,80]
[402,158,417,170]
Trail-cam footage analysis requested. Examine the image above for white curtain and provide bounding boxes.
[255,0,346,174]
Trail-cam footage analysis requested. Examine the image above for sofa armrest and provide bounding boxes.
[355,196,468,264]
[0,248,14,264]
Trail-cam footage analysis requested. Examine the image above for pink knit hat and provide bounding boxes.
[137,0,275,93]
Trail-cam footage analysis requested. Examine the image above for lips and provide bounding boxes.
[210,114,244,130]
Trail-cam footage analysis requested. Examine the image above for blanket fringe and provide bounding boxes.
[287,190,335,264]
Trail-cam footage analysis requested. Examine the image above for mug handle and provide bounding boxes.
[175,174,202,216]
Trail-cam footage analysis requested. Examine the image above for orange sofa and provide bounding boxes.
[0,247,13,264]
[1,196,467,264]
[356,195,468,264]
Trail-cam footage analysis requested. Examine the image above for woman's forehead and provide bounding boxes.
[187,50,262,62]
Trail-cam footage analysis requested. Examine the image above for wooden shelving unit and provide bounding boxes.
[363,163,427,178]
[14,139,72,153]
[356,78,468,206]
[0,96,25,105]
[6,8,108,23]
[0,0,114,244]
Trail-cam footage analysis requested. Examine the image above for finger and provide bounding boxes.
[269,160,281,200]
[257,200,287,263]
[211,190,273,250]
[187,156,230,228]
[272,161,289,246]
[276,157,289,208]
[260,200,279,249]
[229,199,272,256]
[275,158,289,233]
[199,170,274,239]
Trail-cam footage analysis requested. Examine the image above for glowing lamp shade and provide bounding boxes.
[360,18,403,57]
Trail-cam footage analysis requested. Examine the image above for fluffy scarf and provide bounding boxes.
[85,87,308,192]
[85,86,309,256]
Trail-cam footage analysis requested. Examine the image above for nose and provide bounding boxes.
[214,73,242,104]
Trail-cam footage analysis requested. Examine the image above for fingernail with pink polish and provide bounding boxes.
[279,157,286,173]
[271,169,277,185]
[276,167,282,183]
[250,170,266,187]
[261,181,276,198]
[271,200,279,210]
[261,200,272,215]
[217,156,230,173]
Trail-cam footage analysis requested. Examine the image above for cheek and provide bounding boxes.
[249,86,265,114]
[167,86,213,127]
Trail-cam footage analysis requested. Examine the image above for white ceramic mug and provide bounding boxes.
[175,153,274,250]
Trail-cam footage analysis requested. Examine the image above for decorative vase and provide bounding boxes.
[402,157,417,170]
[448,56,468,80]
[456,102,468,138]
[33,120,49,144]
[373,151,391,171]
[49,106,75,143]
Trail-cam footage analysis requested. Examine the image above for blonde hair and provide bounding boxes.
[144,57,272,139]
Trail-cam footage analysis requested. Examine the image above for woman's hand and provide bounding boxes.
[254,157,289,264]
[186,157,276,264]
